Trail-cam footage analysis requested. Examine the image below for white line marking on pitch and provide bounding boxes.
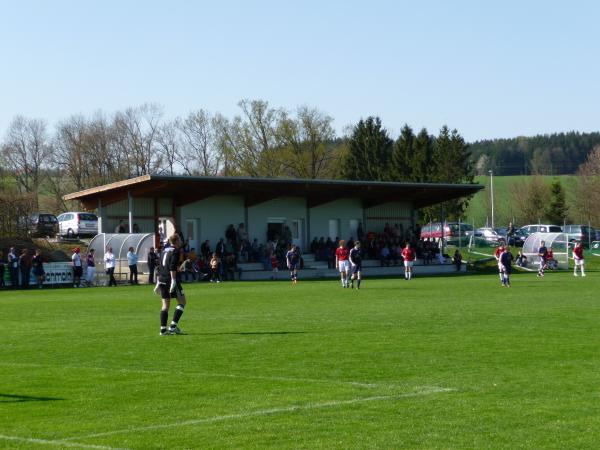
[0,361,390,389]
[0,433,126,450]
[66,386,454,441]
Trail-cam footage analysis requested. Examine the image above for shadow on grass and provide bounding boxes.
[0,393,64,403]
[196,331,307,336]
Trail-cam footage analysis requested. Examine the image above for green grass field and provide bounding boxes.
[2,270,600,449]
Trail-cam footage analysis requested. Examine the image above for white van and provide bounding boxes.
[57,212,98,238]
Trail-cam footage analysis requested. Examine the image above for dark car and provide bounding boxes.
[24,213,59,237]
[507,228,527,247]
[563,224,597,247]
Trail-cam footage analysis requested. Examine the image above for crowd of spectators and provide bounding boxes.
[169,222,306,283]
[309,222,449,268]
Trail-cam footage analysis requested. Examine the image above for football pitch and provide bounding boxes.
[1,271,600,449]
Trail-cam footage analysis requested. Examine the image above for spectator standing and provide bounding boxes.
[104,246,117,286]
[72,247,83,288]
[453,249,462,272]
[8,247,19,288]
[270,254,279,280]
[31,249,45,289]
[115,220,126,233]
[86,249,96,287]
[19,249,32,289]
[573,241,586,277]
[147,247,158,284]
[210,253,221,283]
[200,240,211,261]
[127,246,139,284]
[215,238,225,257]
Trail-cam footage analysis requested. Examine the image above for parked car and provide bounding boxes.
[518,224,563,236]
[507,228,528,247]
[563,224,597,246]
[474,227,501,244]
[21,213,59,237]
[57,212,98,238]
[420,222,474,240]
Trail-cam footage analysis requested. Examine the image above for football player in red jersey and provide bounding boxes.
[335,240,350,288]
[573,241,585,277]
[401,243,416,280]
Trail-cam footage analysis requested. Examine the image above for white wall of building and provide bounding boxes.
[309,199,363,242]
[247,197,307,249]
[179,196,244,250]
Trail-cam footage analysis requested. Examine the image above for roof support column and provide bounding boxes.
[128,190,133,234]
[97,198,103,234]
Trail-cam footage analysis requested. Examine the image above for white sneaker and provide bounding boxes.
[574,273,578,276]
[582,273,586,277]
[159,330,172,336]
[170,326,185,335]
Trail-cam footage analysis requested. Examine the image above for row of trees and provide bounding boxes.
[341,118,473,219]
[0,101,474,216]
[471,132,600,176]
[0,100,341,196]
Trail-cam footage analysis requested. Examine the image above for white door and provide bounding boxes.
[349,219,359,240]
[329,219,340,240]
[291,219,304,251]
[185,219,199,250]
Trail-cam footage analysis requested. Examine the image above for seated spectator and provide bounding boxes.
[516,251,528,267]
[547,247,558,270]
[179,258,195,282]
[453,249,462,271]
[380,246,391,266]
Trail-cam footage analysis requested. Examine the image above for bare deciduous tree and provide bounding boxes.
[1,116,53,196]
[112,103,164,177]
[574,145,600,223]
[177,110,221,176]
[277,106,336,179]
[215,100,283,177]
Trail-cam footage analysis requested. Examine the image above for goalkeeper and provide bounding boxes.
[156,234,187,335]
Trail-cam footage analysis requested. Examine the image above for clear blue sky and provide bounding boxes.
[1,0,599,142]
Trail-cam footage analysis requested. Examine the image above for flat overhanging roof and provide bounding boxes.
[64,174,484,209]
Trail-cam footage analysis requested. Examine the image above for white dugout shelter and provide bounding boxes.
[522,232,569,270]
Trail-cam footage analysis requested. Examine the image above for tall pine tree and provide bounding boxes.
[411,128,434,182]
[546,178,567,224]
[340,117,393,181]
[390,124,415,181]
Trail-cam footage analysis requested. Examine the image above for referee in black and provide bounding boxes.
[156,234,187,335]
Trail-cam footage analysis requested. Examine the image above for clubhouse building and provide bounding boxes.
[64,175,483,252]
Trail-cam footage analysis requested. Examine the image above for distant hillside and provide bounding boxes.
[463,175,584,228]
[469,132,600,176]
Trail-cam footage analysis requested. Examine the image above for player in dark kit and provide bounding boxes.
[537,240,548,278]
[499,247,513,287]
[156,234,187,335]
[286,244,300,284]
[349,241,363,289]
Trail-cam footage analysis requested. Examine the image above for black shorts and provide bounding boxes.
[73,266,83,277]
[158,281,184,299]
[351,264,362,274]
